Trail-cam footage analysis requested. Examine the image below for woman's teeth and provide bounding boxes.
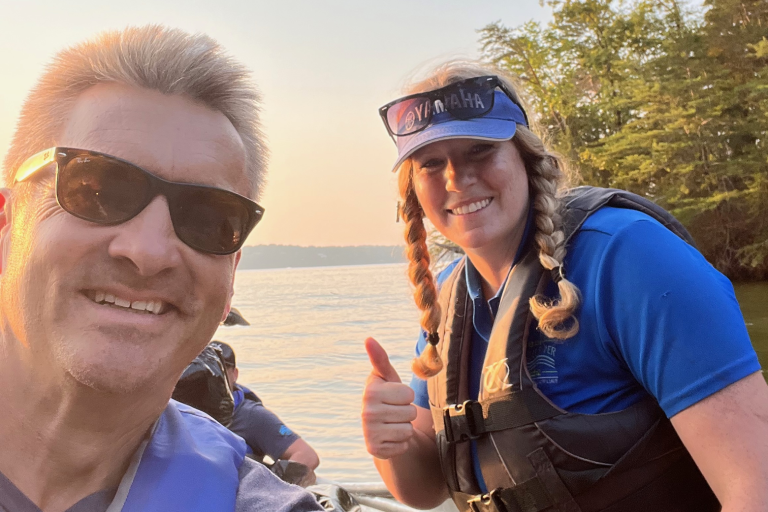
[451,198,491,215]
[91,291,165,314]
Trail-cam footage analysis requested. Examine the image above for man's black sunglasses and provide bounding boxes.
[14,148,264,255]
[378,75,529,138]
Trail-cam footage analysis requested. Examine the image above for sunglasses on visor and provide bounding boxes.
[14,148,264,255]
[378,75,529,139]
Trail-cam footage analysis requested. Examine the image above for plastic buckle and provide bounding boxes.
[442,400,485,443]
[468,490,507,512]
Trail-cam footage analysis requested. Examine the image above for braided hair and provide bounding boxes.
[396,61,581,379]
[398,163,443,379]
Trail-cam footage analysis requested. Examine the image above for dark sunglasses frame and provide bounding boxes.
[378,75,529,139]
[14,147,265,255]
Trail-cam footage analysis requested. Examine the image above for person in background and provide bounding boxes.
[0,25,322,512]
[361,60,768,511]
[211,341,320,470]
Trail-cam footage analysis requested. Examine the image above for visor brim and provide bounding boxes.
[391,118,518,172]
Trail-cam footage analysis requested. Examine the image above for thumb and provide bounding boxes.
[365,337,402,383]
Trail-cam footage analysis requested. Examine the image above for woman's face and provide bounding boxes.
[410,138,530,257]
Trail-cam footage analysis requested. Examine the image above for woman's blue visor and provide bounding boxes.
[386,90,528,172]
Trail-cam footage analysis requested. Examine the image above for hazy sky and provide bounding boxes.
[0,1,551,246]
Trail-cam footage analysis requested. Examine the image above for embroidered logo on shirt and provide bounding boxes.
[279,425,293,436]
[527,339,559,385]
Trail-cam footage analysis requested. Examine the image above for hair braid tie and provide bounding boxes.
[413,336,443,380]
[550,266,564,284]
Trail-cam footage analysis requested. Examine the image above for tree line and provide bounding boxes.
[480,0,767,280]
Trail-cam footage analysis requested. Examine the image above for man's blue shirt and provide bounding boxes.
[410,206,758,419]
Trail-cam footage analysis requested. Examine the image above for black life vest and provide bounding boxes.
[427,186,720,512]
[172,345,235,426]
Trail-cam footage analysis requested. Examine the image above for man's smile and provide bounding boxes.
[86,290,168,314]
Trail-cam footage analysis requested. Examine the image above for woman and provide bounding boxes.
[361,61,768,512]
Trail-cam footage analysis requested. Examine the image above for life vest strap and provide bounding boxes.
[434,389,563,444]
[456,449,580,512]
[461,480,576,512]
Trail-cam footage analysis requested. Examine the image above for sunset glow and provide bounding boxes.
[0,1,549,246]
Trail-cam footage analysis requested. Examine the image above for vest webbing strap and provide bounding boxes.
[455,449,579,512]
[433,389,563,444]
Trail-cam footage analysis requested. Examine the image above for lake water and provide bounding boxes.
[213,264,768,484]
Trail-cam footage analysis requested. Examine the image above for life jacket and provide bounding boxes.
[427,186,720,512]
[172,345,235,426]
[108,400,247,512]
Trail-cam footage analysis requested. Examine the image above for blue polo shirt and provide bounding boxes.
[410,206,760,491]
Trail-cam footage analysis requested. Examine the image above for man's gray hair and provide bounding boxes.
[2,25,267,198]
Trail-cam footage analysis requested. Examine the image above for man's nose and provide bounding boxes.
[107,196,184,276]
[445,159,477,192]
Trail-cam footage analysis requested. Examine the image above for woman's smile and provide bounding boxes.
[447,197,493,216]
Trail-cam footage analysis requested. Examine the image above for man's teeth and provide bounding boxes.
[451,198,491,215]
[91,291,164,314]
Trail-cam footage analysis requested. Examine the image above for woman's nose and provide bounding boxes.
[444,159,477,192]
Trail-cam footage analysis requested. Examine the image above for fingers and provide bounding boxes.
[363,380,415,407]
[363,421,415,459]
[365,337,401,383]
[362,402,418,425]
[363,337,417,459]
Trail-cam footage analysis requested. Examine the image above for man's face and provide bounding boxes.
[1,83,250,395]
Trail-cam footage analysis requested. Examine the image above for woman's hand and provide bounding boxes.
[362,337,418,459]
[361,337,447,508]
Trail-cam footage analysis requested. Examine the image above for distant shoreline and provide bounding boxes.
[237,262,406,273]
[238,245,406,270]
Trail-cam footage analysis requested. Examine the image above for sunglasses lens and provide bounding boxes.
[438,80,495,119]
[386,96,432,136]
[54,149,261,255]
[171,188,256,254]
[385,78,497,136]
[57,154,150,223]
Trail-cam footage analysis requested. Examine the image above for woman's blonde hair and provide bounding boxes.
[396,60,581,379]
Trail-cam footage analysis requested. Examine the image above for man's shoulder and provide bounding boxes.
[234,396,266,417]
[236,458,323,511]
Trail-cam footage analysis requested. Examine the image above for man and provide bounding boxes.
[211,342,320,470]
[0,26,323,512]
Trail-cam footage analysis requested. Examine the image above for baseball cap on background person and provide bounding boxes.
[210,341,236,368]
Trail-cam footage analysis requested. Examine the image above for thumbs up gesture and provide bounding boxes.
[362,337,418,459]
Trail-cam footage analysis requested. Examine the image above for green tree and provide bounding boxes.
[480,0,768,279]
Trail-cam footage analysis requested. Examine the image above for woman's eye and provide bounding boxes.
[470,143,494,155]
[417,159,442,172]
